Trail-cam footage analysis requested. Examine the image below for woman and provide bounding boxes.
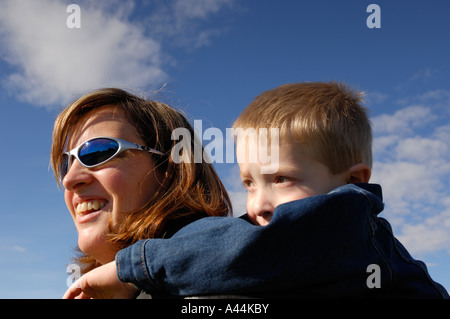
[50,88,231,297]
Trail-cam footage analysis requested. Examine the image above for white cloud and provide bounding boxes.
[222,164,247,217]
[395,137,449,164]
[371,100,450,255]
[371,105,436,135]
[0,0,166,107]
[397,222,450,256]
[0,0,235,108]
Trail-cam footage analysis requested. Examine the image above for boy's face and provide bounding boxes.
[238,141,348,226]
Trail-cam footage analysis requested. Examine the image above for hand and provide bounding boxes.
[63,260,140,299]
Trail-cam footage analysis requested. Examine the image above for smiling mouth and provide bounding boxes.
[75,200,107,215]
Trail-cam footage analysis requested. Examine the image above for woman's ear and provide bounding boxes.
[347,163,371,184]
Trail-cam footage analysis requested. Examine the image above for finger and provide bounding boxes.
[63,286,82,299]
[63,278,83,299]
[76,291,91,299]
[80,279,104,299]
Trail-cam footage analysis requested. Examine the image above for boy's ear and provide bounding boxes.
[347,163,371,184]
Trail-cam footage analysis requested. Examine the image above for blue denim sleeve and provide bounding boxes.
[116,184,449,298]
[116,239,160,293]
[117,216,260,295]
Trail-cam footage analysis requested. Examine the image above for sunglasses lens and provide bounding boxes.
[79,138,120,166]
[60,153,69,181]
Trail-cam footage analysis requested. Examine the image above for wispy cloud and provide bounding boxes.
[0,0,235,108]
[11,245,27,253]
[409,68,437,82]
[144,0,235,49]
[0,242,27,253]
[397,89,450,112]
[395,67,438,91]
[365,91,389,106]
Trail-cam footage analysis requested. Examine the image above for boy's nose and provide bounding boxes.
[250,189,275,224]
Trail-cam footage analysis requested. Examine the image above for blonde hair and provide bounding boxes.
[233,82,372,174]
[51,88,231,273]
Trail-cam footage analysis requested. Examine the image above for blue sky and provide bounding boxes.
[0,0,449,298]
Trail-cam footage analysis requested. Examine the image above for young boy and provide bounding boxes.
[65,82,449,299]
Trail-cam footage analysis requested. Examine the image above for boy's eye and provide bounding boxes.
[242,180,255,191]
[274,176,293,184]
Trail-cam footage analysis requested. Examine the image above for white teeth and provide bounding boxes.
[76,200,106,215]
[80,202,87,212]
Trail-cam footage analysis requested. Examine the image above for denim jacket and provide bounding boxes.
[116,183,449,298]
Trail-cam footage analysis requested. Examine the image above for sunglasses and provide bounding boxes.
[60,137,165,182]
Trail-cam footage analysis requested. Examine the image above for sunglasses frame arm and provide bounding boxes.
[131,142,165,156]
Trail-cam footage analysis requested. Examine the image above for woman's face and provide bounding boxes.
[62,106,162,264]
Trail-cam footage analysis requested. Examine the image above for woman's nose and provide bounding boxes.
[62,157,93,191]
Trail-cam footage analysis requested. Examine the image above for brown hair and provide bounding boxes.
[233,81,372,174]
[51,88,231,272]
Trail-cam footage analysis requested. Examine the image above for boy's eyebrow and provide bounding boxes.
[254,167,303,177]
[272,164,302,175]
